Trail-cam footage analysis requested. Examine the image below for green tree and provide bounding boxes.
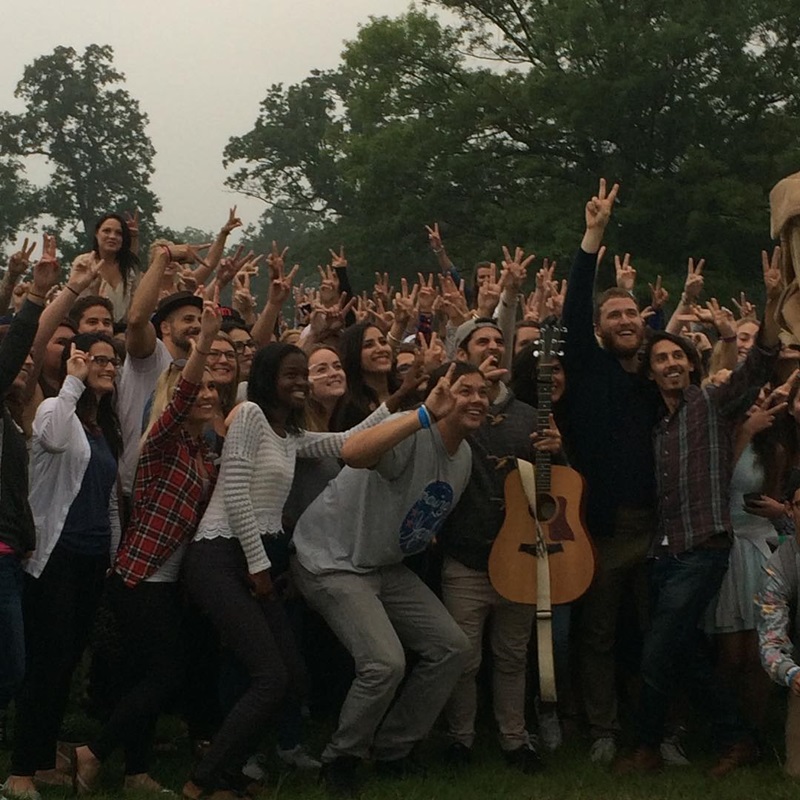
[0,157,38,254]
[0,44,160,249]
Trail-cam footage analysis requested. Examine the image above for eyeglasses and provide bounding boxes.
[89,355,120,367]
[232,340,256,354]
[207,349,236,362]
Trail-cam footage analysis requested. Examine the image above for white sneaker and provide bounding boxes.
[589,736,617,764]
[242,753,269,782]
[660,736,691,766]
[276,744,322,770]
[538,710,563,751]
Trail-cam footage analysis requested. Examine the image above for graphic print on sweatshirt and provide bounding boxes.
[398,480,454,555]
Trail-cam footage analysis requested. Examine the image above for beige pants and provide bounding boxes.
[441,556,536,751]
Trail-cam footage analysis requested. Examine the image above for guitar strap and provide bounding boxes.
[518,459,557,704]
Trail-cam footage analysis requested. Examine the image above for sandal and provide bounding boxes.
[71,746,100,795]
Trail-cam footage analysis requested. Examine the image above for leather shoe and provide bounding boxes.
[708,740,760,778]
[613,745,663,775]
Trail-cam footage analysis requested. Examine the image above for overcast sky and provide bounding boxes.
[3,0,441,239]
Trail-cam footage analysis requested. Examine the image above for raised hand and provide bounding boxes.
[123,209,140,238]
[416,272,437,315]
[545,279,567,318]
[222,206,243,236]
[329,246,347,269]
[731,291,757,321]
[68,250,103,292]
[476,264,501,318]
[66,343,89,382]
[424,362,458,420]
[393,278,419,326]
[531,413,562,453]
[584,178,620,232]
[368,297,394,333]
[266,240,289,279]
[649,275,669,310]
[705,298,736,339]
[31,234,61,294]
[199,293,223,343]
[232,271,256,319]
[762,246,783,300]
[373,271,393,309]
[418,331,445,373]
[268,259,301,307]
[317,264,340,308]
[523,289,542,323]
[8,237,36,278]
[438,274,469,325]
[684,257,705,302]
[425,222,444,253]
[501,245,535,294]
[614,253,636,292]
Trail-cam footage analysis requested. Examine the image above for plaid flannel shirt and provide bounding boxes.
[654,341,776,554]
[114,375,217,587]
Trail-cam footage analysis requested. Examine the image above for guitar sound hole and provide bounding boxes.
[536,493,557,522]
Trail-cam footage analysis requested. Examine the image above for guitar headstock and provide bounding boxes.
[532,322,566,366]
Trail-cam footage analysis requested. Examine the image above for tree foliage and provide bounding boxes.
[0,44,160,248]
[0,157,38,254]
[225,2,800,293]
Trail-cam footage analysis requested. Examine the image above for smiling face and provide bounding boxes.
[228,327,256,380]
[187,370,218,427]
[161,305,202,354]
[207,337,237,386]
[95,217,123,256]
[736,321,759,363]
[648,339,694,395]
[275,351,310,411]
[86,341,118,396]
[459,326,505,376]
[78,304,114,336]
[597,296,644,357]
[360,326,392,375]
[449,371,490,431]
[308,348,346,405]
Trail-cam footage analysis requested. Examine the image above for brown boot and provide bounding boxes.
[613,745,664,775]
[708,740,760,778]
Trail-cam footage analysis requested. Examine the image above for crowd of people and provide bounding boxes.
[2,177,800,799]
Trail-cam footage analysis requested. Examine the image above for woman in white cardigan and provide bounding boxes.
[5,333,121,798]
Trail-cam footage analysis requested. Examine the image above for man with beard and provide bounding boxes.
[616,249,781,775]
[558,179,661,763]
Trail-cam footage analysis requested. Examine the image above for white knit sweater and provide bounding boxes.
[193,401,390,572]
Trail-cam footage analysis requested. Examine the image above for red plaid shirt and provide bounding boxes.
[114,376,217,587]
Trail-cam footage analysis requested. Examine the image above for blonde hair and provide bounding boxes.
[141,362,184,448]
[212,331,239,414]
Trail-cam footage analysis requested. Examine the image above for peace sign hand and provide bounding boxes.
[8,237,36,278]
[648,275,669,310]
[425,222,444,252]
[328,246,347,269]
[614,253,636,292]
[684,257,705,301]
[124,209,140,238]
[762,246,783,300]
[221,206,243,236]
[584,178,619,231]
[416,272,437,314]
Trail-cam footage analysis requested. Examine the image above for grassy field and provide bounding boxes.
[2,709,799,800]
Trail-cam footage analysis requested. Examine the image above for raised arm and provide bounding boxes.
[192,207,242,287]
[562,179,619,366]
[251,247,299,348]
[0,239,36,313]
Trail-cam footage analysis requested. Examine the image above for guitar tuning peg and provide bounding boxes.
[533,350,540,358]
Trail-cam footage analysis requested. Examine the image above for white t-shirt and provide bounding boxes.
[117,339,172,495]
[293,423,472,575]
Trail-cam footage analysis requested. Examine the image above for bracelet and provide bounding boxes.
[417,405,432,429]
[66,284,80,297]
[387,332,403,345]
[432,247,444,255]
[160,244,173,262]
[721,335,736,343]
[28,291,46,300]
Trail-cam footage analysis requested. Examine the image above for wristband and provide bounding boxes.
[160,244,173,263]
[721,335,736,343]
[786,666,800,688]
[417,405,432,429]
[66,284,80,297]
[432,247,444,255]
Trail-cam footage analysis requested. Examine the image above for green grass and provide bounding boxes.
[2,712,799,800]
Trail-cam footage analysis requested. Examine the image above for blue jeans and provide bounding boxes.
[637,547,748,748]
[0,553,25,710]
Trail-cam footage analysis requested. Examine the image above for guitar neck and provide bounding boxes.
[536,364,553,491]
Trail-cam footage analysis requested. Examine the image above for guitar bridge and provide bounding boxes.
[519,543,564,557]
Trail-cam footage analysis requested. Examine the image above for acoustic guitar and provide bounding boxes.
[488,323,595,607]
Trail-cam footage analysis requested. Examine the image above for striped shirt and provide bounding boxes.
[654,342,776,554]
[194,401,390,573]
[114,376,216,587]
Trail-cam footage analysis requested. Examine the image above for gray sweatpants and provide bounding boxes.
[291,557,469,762]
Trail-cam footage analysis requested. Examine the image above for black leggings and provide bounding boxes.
[184,537,307,790]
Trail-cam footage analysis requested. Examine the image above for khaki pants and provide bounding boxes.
[441,556,536,751]
[576,506,654,739]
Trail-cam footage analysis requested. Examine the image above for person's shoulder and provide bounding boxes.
[226,401,264,430]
